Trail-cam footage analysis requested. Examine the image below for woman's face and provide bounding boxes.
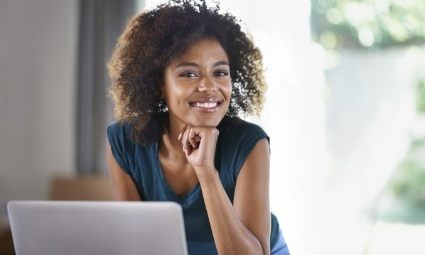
[163,37,232,129]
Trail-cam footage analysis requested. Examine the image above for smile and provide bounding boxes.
[189,100,223,112]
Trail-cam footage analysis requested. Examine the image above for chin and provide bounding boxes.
[189,116,223,128]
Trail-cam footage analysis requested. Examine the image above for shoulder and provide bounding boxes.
[107,121,154,175]
[106,121,138,146]
[218,117,269,144]
[107,121,131,133]
[106,122,136,166]
[216,117,269,177]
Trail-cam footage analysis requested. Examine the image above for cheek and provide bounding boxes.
[224,82,232,97]
[163,85,189,107]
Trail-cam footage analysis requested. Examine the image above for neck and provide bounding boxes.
[159,119,187,165]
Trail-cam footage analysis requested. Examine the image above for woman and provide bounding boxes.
[106,0,289,254]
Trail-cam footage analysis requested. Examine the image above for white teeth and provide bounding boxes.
[194,102,218,108]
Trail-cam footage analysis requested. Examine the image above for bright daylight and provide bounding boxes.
[1,0,425,254]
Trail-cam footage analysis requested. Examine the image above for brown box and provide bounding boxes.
[0,225,14,255]
[49,175,114,201]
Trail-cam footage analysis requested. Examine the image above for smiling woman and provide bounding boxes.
[163,38,232,128]
[105,0,289,254]
[107,0,265,145]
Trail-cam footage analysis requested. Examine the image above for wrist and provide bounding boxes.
[195,167,219,182]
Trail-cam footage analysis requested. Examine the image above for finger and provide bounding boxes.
[178,125,187,141]
[188,127,199,149]
[181,126,192,154]
[181,126,189,148]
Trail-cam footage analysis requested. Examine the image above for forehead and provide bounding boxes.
[168,37,229,66]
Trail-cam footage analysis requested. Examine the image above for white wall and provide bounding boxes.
[321,48,425,255]
[0,0,78,200]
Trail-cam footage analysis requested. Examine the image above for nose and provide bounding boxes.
[198,76,217,93]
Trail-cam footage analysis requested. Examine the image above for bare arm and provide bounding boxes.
[106,143,141,201]
[233,138,271,254]
[181,126,270,255]
[197,139,270,255]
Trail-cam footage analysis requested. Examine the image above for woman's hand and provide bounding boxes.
[178,125,219,173]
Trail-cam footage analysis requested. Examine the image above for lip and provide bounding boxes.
[188,97,224,112]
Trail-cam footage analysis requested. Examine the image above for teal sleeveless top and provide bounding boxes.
[107,117,286,254]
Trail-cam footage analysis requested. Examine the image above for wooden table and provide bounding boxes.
[0,225,14,255]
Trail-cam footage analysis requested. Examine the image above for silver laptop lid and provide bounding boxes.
[7,201,188,255]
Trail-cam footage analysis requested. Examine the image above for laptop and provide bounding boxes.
[7,201,188,255]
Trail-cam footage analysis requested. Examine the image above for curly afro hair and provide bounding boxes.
[107,0,266,144]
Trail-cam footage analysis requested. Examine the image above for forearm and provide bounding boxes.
[197,169,265,255]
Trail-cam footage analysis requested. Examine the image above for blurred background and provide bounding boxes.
[1,0,425,254]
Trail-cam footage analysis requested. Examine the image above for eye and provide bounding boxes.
[180,71,198,78]
[213,69,229,77]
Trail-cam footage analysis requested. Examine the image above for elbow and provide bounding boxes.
[247,235,270,255]
[241,232,269,255]
[218,238,264,255]
[247,233,270,255]
[242,237,269,255]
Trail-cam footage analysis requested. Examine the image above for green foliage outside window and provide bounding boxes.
[416,78,425,114]
[386,137,425,223]
[310,0,425,223]
[376,78,425,224]
[311,0,425,49]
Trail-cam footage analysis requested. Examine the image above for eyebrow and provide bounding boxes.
[175,60,229,68]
